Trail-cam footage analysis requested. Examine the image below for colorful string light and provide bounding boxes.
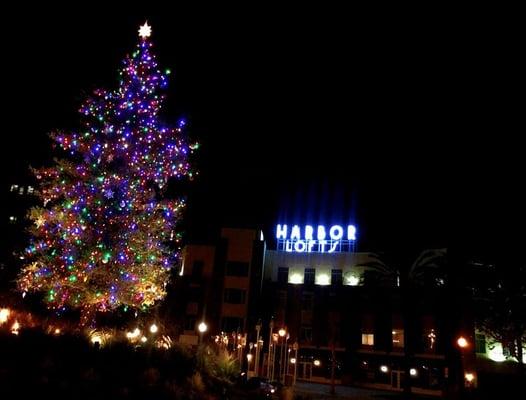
[18,23,197,325]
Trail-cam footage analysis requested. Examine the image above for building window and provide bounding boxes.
[304,268,315,285]
[192,260,204,279]
[223,288,246,304]
[301,292,313,310]
[277,267,289,284]
[300,326,313,342]
[225,261,249,277]
[278,290,287,308]
[188,286,202,302]
[18,187,24,195]
[315,271,331,285]
[362,333,374,346]
[184,316,196,331]
[221,317,243,333]
[475,334,486,354]
[392,329,404,348]
[27,186,34,194]
[331,269,343,286]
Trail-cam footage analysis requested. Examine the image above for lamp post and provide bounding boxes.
[198,321,207,344]
[267,320,274,379]
[456,335,473,393]
[255,320,262,376]
[278,328,287,383]
[292,342,299,386]
[283,333,290,384]
[272,333,278,381]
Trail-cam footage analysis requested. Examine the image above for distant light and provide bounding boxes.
[126,328,141,340]
[11,320,20,335]
[150,323,158,334]
[0,308,10,324]
[278,328,286,337]
[290,358,296,364]
[198,322,208,333]
[457,336,468,348]
[380,365,389,373]
[247,354,253,362]
[141,336,147,343]
[410,368,417,376]
[54,328,61,335]
[91,335,102,345]
[465,372,475,382]
[313,359,321,367]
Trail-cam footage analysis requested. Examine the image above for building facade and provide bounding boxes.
[176,226,454,395]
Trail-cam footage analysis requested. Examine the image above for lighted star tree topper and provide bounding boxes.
[18,22,198,326]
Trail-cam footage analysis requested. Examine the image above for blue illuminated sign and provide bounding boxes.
[276,224,357,253]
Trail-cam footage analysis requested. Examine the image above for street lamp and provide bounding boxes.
[292,342,299,386]
[457,336,469,348]
[278,328,287,383]
[198,321,208,344]
[150,323,158,334]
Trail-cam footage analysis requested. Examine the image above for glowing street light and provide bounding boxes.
[198,322,208,333]
[457,336,469,348]
[150,323,158,334]
[278,328,286,337]
[313,359,321,367]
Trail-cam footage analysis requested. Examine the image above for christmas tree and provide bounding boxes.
[18,22,197,326]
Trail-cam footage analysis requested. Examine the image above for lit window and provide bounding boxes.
[315,272,330,285]
[362,333,374,346]
[18,187,24,195]
[27,186,34,194]
[344,273,360,286]
[289,272,303,284]
[392,329,404,348]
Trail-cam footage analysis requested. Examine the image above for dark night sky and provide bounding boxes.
[2,8,523,260]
